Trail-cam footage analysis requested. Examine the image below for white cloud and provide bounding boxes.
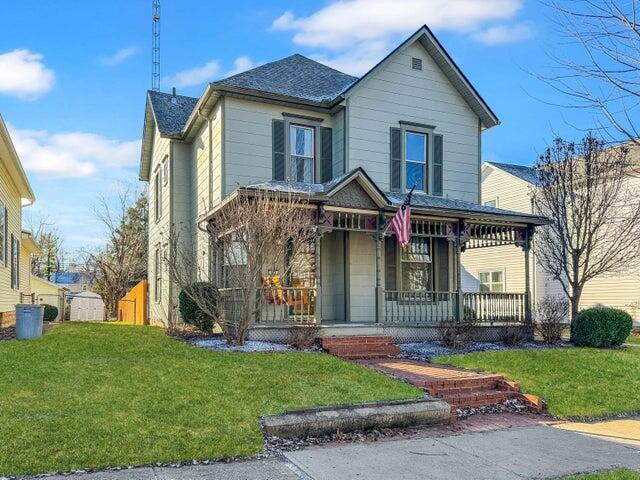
[164,60,221,88]
[472,23,534,45]
[271,0,523,49]
[99,46,138,66]
[0,49,55,99]
[8,125,140,178]
[226,56,256,76]
[312,40,391,76]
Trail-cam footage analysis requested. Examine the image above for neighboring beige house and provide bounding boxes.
[0,115,36,327]
[32,276,68,321]
[464,161,640,325]
[20,230,41,300]
[139,25,546,341]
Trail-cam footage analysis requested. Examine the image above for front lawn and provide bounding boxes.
[435,347,640,418]
[564,470,640,479]
[0,323,420,476]
[627,335,640,345]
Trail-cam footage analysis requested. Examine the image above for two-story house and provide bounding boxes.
[139,26,546,341]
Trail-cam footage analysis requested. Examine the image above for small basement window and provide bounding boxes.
[411,57,423,71]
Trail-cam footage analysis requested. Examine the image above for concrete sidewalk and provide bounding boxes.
[29,422,640,480]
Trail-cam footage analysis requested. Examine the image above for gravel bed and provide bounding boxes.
[398,341,573,362]
[455,397,541,418]
[191,338,296,352]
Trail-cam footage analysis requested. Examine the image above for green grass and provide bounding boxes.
[0,323,420,476]
[563,470,640,479]
[627,335,640,345]
[434,346,640,419]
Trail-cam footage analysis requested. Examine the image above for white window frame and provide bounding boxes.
[483,196,499,208]
[154,170,162,222]
[288,124,315,183]
[404,131,428,193]
[399,237,433,292]
[478,269,506,293]
[154,246,162,302]
[162,156,169,186]
[10,234,19,290]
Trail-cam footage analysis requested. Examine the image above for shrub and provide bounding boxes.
[42,304,58,322]
[500,329,527,347]
[178,282,217,333]
[439,318,476,349]
[536,295,569,344]
[571,307,633,348]
[287,324,320,350]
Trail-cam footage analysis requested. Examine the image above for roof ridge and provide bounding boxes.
[147,89,199,101]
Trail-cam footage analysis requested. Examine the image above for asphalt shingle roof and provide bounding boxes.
[486,161,537,185]
[148,90,199,136]
[214,54,358,103]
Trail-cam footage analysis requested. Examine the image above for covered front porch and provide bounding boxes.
[214,169,546,341]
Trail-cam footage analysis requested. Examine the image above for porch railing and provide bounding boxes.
[383,291,458,324]
[463,292,526,325]
[218,286,317,325]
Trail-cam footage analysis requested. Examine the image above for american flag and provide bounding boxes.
[390,186,415,247]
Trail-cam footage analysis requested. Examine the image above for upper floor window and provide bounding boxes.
[405,132,427,192]
[162,156,169,186]
[483,197,498,208]
[154,170,162,221]
[479,270,504,292]
[289,125,314,183]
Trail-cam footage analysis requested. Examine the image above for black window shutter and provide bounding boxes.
[320,127,333,182]
[272,120,286,181]
[390,127,402,191]
[434,238,449,292]
[384,236,397,290]
[434,134,443,196]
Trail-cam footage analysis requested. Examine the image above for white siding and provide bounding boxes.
[0,158,22,316]
[346,41,480,201]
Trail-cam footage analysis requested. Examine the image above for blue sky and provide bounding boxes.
[0,0,598,252]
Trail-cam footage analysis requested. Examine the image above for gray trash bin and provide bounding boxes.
[15,304,44,340]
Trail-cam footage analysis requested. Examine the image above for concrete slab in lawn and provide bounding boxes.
[285,424,640,480]
[554,418,640,447]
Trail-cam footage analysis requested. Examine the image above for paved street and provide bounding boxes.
[29,419,640,480]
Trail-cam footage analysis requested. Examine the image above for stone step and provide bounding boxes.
[441,389,517,409]
[326,344,401,359]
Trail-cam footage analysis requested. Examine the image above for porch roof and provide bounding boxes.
[240,167,548,226]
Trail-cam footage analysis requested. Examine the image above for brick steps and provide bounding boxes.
[321,335,401,359]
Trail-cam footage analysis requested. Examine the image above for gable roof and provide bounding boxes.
[485,161,537,185]
[214,54,358,104]
[0,115,35,205]
[147,90,199,136]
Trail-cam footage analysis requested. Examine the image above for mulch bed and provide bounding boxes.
[0,326,16,341]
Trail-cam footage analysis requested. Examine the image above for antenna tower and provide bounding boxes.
[152,0,161,91]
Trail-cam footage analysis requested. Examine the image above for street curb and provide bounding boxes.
[261,397,451,439]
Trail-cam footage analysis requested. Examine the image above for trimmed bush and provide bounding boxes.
[572,307,633,348]
[178,283,217,333]
[42,304,58,322]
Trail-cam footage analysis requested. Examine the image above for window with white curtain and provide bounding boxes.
[289,124,314,183]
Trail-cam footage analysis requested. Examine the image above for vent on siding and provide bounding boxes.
[411,57,422,71]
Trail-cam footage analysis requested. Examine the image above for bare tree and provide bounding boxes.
[541,1,640,142]
[85,188,148,319]
[26,215,65,281]
[165,189,316,345]
[533,134,640,322]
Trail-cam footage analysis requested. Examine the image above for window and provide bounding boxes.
[400,237,432,291]
[162,156,169,186]
[405,132,427,191]
[10,234,19,289]
[479,270,505,292]
[154,170,162,221]
[154,247,162,301]
[483,197,498,208]
[222,235,247,288]
[0,202,5,266]
[289,125,314,183]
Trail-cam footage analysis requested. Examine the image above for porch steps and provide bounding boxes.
[359,359,545,415]
[321,336,401,359]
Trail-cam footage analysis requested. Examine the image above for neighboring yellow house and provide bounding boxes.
[31,276,68,321]
[463,160,640,326]
[0,115,36,327]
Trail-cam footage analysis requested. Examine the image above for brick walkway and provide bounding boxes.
[359,358,544,412]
